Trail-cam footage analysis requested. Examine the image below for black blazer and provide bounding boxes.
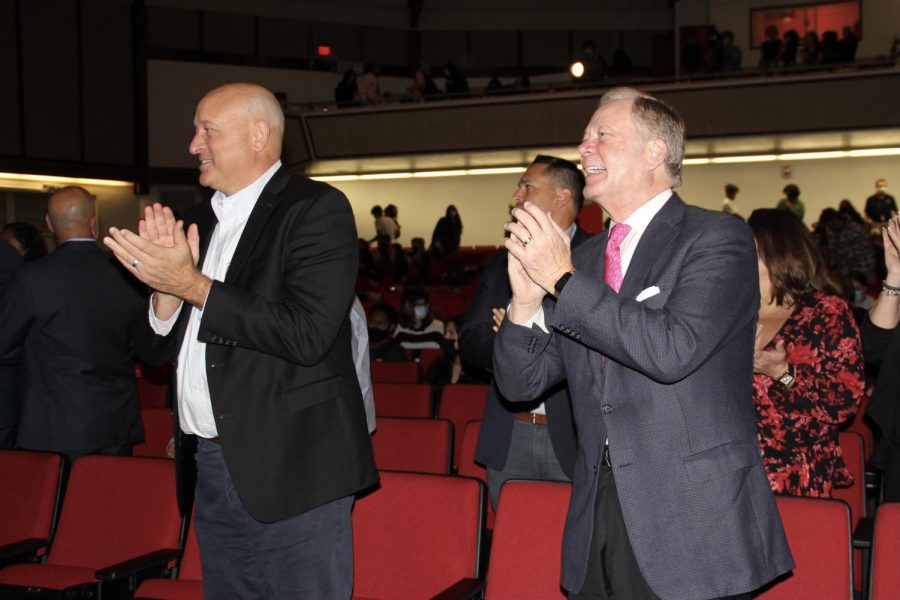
[0,241,23,442]
[459,226,591,478]
[135,168,378,523]
[0,240,146,453]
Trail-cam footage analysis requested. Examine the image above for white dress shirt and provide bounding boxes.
[149,160,282,438]
[527,189,673,333]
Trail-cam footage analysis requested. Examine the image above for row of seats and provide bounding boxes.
[4,449,898,600]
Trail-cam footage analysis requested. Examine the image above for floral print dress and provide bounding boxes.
[753,291,866,497]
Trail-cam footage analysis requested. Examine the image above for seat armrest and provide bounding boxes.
[431,577,485,600]
[852,516,874,549]
[0,538,49,563]
[95,548,181,581]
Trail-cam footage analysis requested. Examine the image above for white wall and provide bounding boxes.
[331,154,897,246]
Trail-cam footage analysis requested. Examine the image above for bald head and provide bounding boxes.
[189,83,285,194]
[46,186,96,242]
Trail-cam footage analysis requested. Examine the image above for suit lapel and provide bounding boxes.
[223,167,291,282]
[618,194,685,299]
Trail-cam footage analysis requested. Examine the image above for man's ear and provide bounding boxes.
[644,138,668,171]
[44,214,54,234]
[252,120,271,151]
[554,186,571,210]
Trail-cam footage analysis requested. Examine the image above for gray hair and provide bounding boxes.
[600,87,685,187]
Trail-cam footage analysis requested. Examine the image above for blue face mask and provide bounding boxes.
[414,305,429,320]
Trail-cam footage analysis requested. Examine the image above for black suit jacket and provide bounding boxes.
[0,240,146,453]
[0,241,24,442]
[135,167,378,523]
[460,226,590,478]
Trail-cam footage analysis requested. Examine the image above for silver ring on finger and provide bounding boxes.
[131,258,140,268]
[523,236,532,246]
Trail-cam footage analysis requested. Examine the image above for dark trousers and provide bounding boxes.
[194,439,353,600]
[487,418,570,510]
[569,465,750,600]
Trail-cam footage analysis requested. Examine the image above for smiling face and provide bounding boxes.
[578,99,663,221]
[187,84,285,196]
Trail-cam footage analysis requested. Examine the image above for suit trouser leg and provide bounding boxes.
[487,418,570,510]
[193,439,353,600]
[569,464,752,600]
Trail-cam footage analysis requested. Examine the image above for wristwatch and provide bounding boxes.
[554,270,576,298]
[777,364,796,387]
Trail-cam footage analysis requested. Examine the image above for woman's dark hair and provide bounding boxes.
[749,208,838,306]
[2,222,48,261]
[838,199,865,225]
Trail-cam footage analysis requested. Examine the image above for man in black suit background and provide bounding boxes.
[459,155,588,509]
[105,83,377,599]
[0,186,145,459]
[0,239,24,448]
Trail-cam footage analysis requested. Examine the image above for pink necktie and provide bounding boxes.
[604,224,631,293]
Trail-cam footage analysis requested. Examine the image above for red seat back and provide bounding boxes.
[457,421,494,529]
[371,417,452,474]
[870,503,900,600]
[438,384,488,468]
[370,361,419,384]
[417,348,444,377]
[133,408,174,458]
[834,431,866,592]
[48,455,181,570]
[373,383,432,418]
[133,509,202,600]
[0,450,65,554]
[754,496,852,600]
[485,480,571,600]
[353,471,484,599]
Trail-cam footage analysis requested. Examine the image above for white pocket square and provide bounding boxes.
[635,286,661,302]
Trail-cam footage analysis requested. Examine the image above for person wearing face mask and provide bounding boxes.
[367,303,407,362]
[424,316,486,391]
[866,178,897,226]
[393,285,444,350]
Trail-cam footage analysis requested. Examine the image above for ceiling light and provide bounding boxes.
[0,172,133,189]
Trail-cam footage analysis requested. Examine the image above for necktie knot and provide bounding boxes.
[604,224,631,293]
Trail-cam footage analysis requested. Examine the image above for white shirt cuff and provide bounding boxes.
[515,305,549,334]
[148,294,183,335]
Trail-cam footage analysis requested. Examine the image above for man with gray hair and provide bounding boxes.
[0,186,145,459]
[493,87,793,599]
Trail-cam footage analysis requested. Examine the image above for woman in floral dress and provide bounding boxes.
[749,209,866,496]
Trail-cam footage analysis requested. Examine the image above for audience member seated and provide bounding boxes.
[750,208,865,497]
[367,302,407,363]
[408,236,429,278]
[393,284,444,350]
[861,215,900,501]
[424,315,487,390]
[814,206,876,283]
[0,186,146,460]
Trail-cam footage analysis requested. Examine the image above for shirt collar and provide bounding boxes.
[613,189,673,236]
[564,222,577,239]
[210,160,282,224]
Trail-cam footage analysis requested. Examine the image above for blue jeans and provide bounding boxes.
[194,439,353,599]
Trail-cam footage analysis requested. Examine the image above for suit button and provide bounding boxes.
[593,465,598,474]
[601,404,613,413]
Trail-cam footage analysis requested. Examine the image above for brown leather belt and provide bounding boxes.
[514,412,548,426]
[209,436,221,445]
